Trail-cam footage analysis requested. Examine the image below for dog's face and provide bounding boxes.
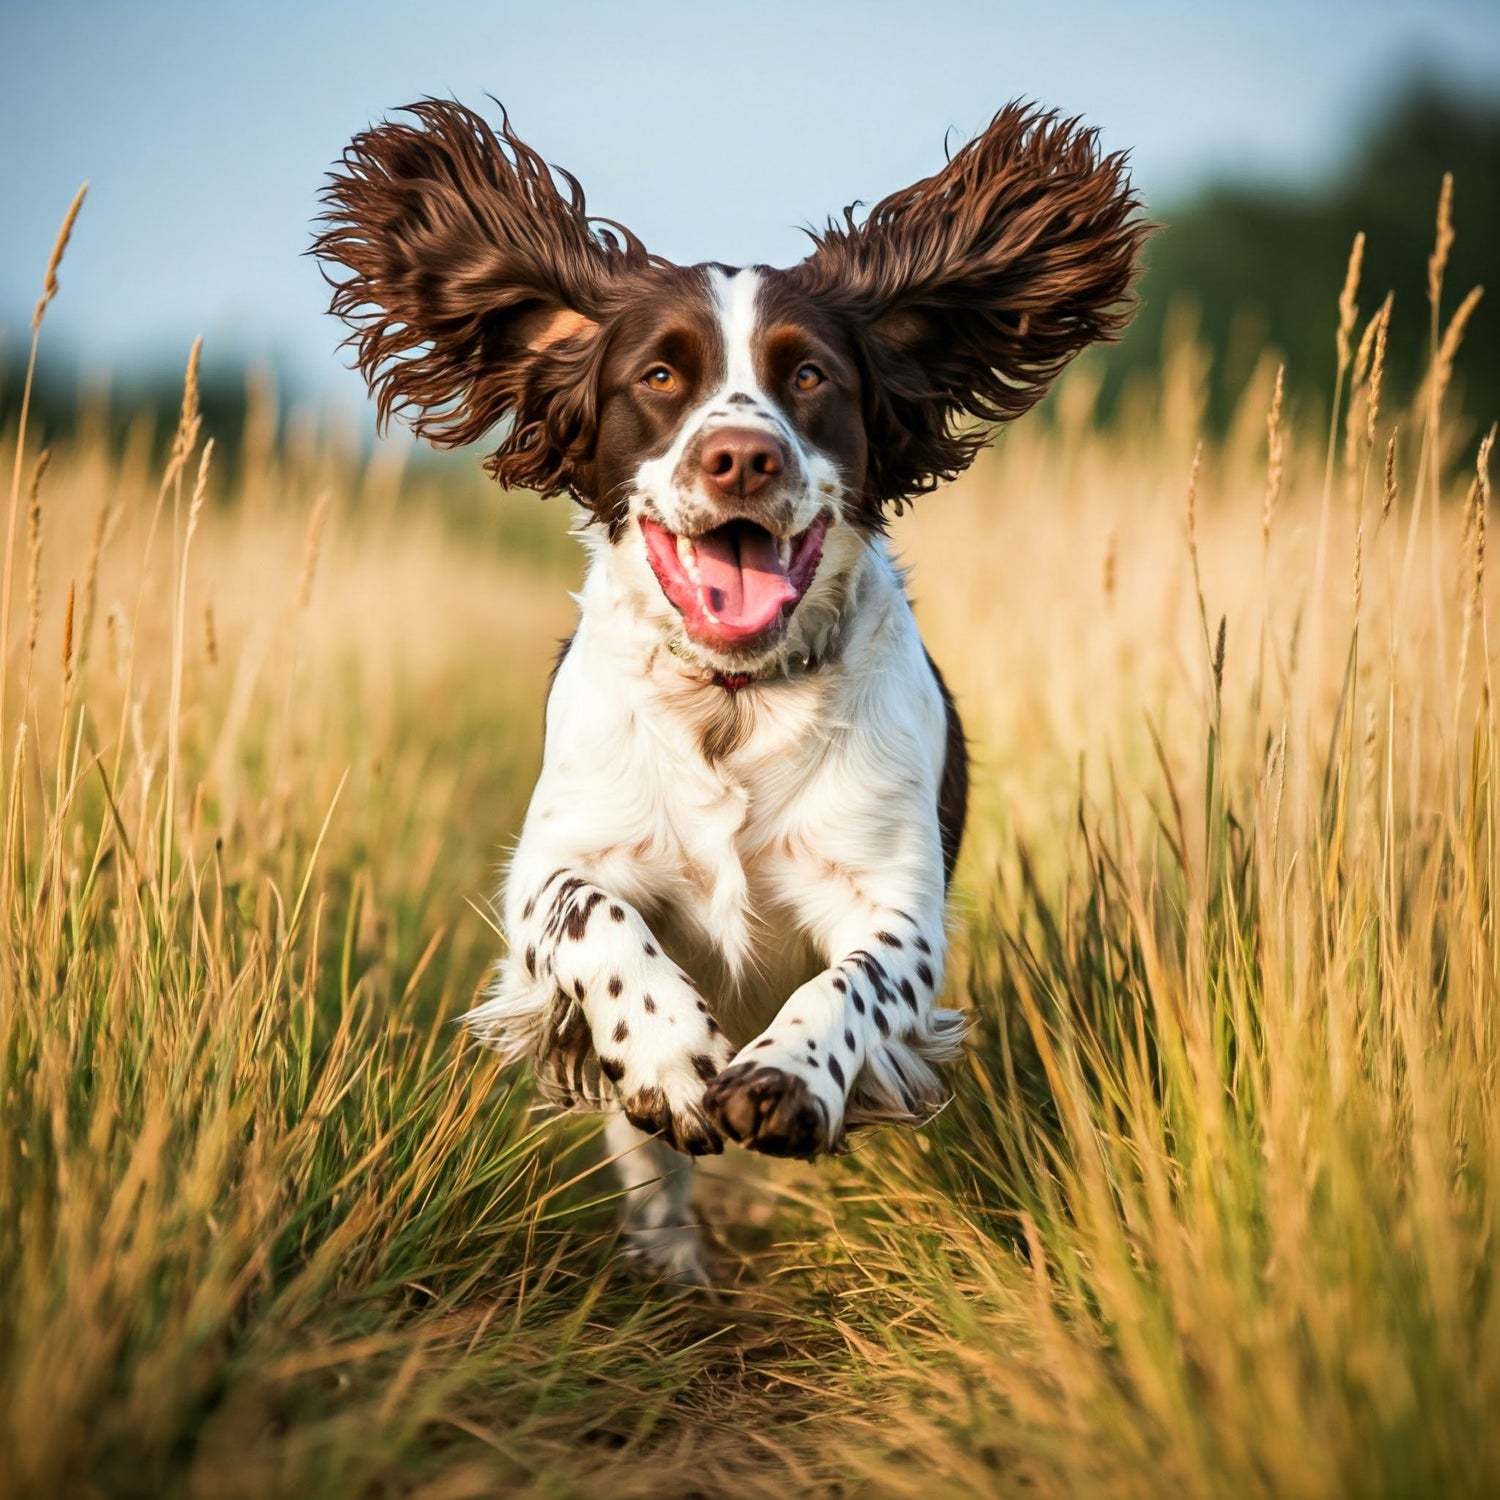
[584,263,866,666]
[315,101,1143,670]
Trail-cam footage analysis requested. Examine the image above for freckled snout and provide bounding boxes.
[700,427,785,499]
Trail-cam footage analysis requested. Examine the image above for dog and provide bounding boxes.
[315,98,1140,1282]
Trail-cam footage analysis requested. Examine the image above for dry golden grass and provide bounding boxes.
[1,180,1497,1498]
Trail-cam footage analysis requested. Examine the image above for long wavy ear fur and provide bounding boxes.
[312,99,649,503]
[790,102,1147,512]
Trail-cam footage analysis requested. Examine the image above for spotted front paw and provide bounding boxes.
[702,1046,846,1158]
[616,1070,725,1155]
[597,979,736,1154]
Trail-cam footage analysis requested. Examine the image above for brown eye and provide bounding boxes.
[793,363,824,392]
[643,365,677,393]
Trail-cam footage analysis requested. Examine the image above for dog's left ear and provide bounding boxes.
[313,98,649,503]
[791,102,1146,512]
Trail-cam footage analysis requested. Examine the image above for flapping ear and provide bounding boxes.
[790,102,1146,511]
[312,98,649,501]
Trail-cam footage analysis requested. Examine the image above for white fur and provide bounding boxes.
[466,268,966,1282]
[716,266,763,400]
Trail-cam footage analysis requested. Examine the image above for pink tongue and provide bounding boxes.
[693,525,797,630]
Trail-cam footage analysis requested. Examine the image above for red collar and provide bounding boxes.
[713,671,758,693]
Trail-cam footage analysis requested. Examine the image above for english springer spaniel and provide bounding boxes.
[315,100,1141,1282]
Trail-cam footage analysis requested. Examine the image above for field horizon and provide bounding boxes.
[1,177,1497,1498]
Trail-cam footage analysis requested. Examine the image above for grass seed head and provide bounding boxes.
[1264,365,1285,546]
[1366,294,1391,448]
[1352,305,1379,389]
[61,580,76,687]
[1429,286,1484,413]
[188,439,215,538]
[1428,172,1455,311]
[1475,488,1486,603]
[25,450,50,660]
[32,184,88,332]
[1336,231,1365,372]
[165,338,205,491]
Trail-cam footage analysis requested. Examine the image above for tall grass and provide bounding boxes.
[1,179,1496,1498]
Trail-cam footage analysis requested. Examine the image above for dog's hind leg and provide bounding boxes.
[603,1111,708,1286]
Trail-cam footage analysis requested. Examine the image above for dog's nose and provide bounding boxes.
[700,427,784,497]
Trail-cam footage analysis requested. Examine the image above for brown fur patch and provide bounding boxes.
[925,650,969,887]
[695,691,754,762]
[562,889,606,940]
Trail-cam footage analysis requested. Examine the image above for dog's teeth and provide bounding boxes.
[676,534,695,568]
[778,539,792,570]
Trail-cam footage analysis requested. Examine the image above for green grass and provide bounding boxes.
[1,202,1497,1498]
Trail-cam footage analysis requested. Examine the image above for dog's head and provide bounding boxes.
[314,100,1143,673]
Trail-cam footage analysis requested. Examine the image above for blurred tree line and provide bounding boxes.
[3,80,1496,457]
[1105,80,1499,431]
[0,351,285,473]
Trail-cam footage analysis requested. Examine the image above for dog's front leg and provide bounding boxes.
[502,864,736,1155]
[704,907,962,1158]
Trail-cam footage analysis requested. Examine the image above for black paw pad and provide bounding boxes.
[701,1065,829,1159]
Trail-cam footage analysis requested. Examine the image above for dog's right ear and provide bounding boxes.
[790,103,1144,516]
[313,99,648,500]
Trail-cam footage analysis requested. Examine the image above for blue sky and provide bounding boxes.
[3,0,1498,413]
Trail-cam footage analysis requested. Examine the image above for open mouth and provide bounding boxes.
[640,512,830,650]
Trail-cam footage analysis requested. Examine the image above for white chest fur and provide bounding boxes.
[597,672,837,1037]
[526,553,901,1040]
[468,533,962,1150]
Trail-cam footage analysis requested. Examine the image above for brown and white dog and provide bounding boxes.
[315,100,1141,1281]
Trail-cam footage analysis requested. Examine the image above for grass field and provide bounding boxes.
[2,194,1497,1499]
